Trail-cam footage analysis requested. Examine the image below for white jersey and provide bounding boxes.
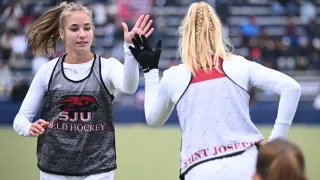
[142,54,301,178]
[13,43,139,179]
[13,43,138,137]
[177,59,263,174]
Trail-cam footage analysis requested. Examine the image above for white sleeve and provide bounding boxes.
[13,64,48,136]
[249,62,301,141]
[107,43,139,94]
[144,69,175,126]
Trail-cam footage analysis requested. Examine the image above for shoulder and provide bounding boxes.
[225,54,253,64]
[45,56,60,67]
[223,54,256,70]
[162,63,191,84]
[31,57,60,86]
[162,64,191,103]
[100,56,122,68]
[37,57,59,74]
[222,54,257,87]
[163,64,190,77]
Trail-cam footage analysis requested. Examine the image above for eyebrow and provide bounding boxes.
[69,23,92,27]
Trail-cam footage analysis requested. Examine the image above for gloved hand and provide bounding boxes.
[129,34,162,73]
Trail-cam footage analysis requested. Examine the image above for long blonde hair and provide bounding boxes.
[25,2,94,56]
[178,2,233,75]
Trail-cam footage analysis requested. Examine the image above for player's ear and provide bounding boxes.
[252,173,261,180]
[59,28,65,42]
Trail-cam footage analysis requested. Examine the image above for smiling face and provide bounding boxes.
[60,11,94,55]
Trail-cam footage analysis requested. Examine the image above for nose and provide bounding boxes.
[79,29,86,39]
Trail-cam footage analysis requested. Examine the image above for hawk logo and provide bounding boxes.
[56,95,98,122]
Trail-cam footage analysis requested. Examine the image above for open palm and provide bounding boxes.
[122,15,154,43]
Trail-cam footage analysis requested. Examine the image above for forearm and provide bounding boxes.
[13,69,46,136]
[249,62,301,140]
[13,115,32,136]
[13,93,44,136]
[144,69,175,126]
[269,82,301,141]
[121,43,139,94]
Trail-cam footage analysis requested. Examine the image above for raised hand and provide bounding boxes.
[129,34,162,73]
[122,15,154,44]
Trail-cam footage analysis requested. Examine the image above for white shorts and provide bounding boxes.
[40,170,115,180]
[184,146,258,180]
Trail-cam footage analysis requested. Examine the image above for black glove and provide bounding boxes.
[129,34,162,73]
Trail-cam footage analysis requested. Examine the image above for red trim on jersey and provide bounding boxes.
[191,57,225,84]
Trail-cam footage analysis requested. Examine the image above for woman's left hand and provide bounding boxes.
[122,15,154,44]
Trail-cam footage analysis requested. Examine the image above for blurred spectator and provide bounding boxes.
[248,37,262,63]
[92,3,107,26]
[298,36,310,56]
[104,14,117,44]
[262,40,277,69]
[277,0,298,16]
[0,59,13,85]
[111,22,126,61]
[116,0,152,22]
[10,79,29,102]
[9,31,28,69]
[277,56,295,71]
[152,15,169,46]
[295,36,311,70]
[257,28,268,49]
[311,38,320,69]
[31,54,50,75]
[215,0,230,25]
[239,15,260,47]
[271,0,284,15]
[2,2,23,30]
[311,51,320,70]
[295,56,309,71]
[304,18,319,40]
[0,58,14,101]
[18,2,41,28]
[300,0,316,25]
[0,29,14,64]
[20,0,33,15]
[284,16,298,47]
[313,93,320,110]
[276,37,296,71]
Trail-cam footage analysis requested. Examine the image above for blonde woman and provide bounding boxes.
[13,2,154,180]
[130,2,301,180]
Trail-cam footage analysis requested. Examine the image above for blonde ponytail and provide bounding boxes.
[178,2,233,75]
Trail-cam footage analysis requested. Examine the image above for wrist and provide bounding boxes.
[143,66,158,73]
[124,43,134,53]
[142,67,150,73]
[143,69,159,77]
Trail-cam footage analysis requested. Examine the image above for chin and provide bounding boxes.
[75,48,91,55]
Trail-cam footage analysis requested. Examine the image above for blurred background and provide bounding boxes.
[0,0,319,180]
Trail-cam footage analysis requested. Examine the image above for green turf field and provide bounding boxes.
[0,125,319,180]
